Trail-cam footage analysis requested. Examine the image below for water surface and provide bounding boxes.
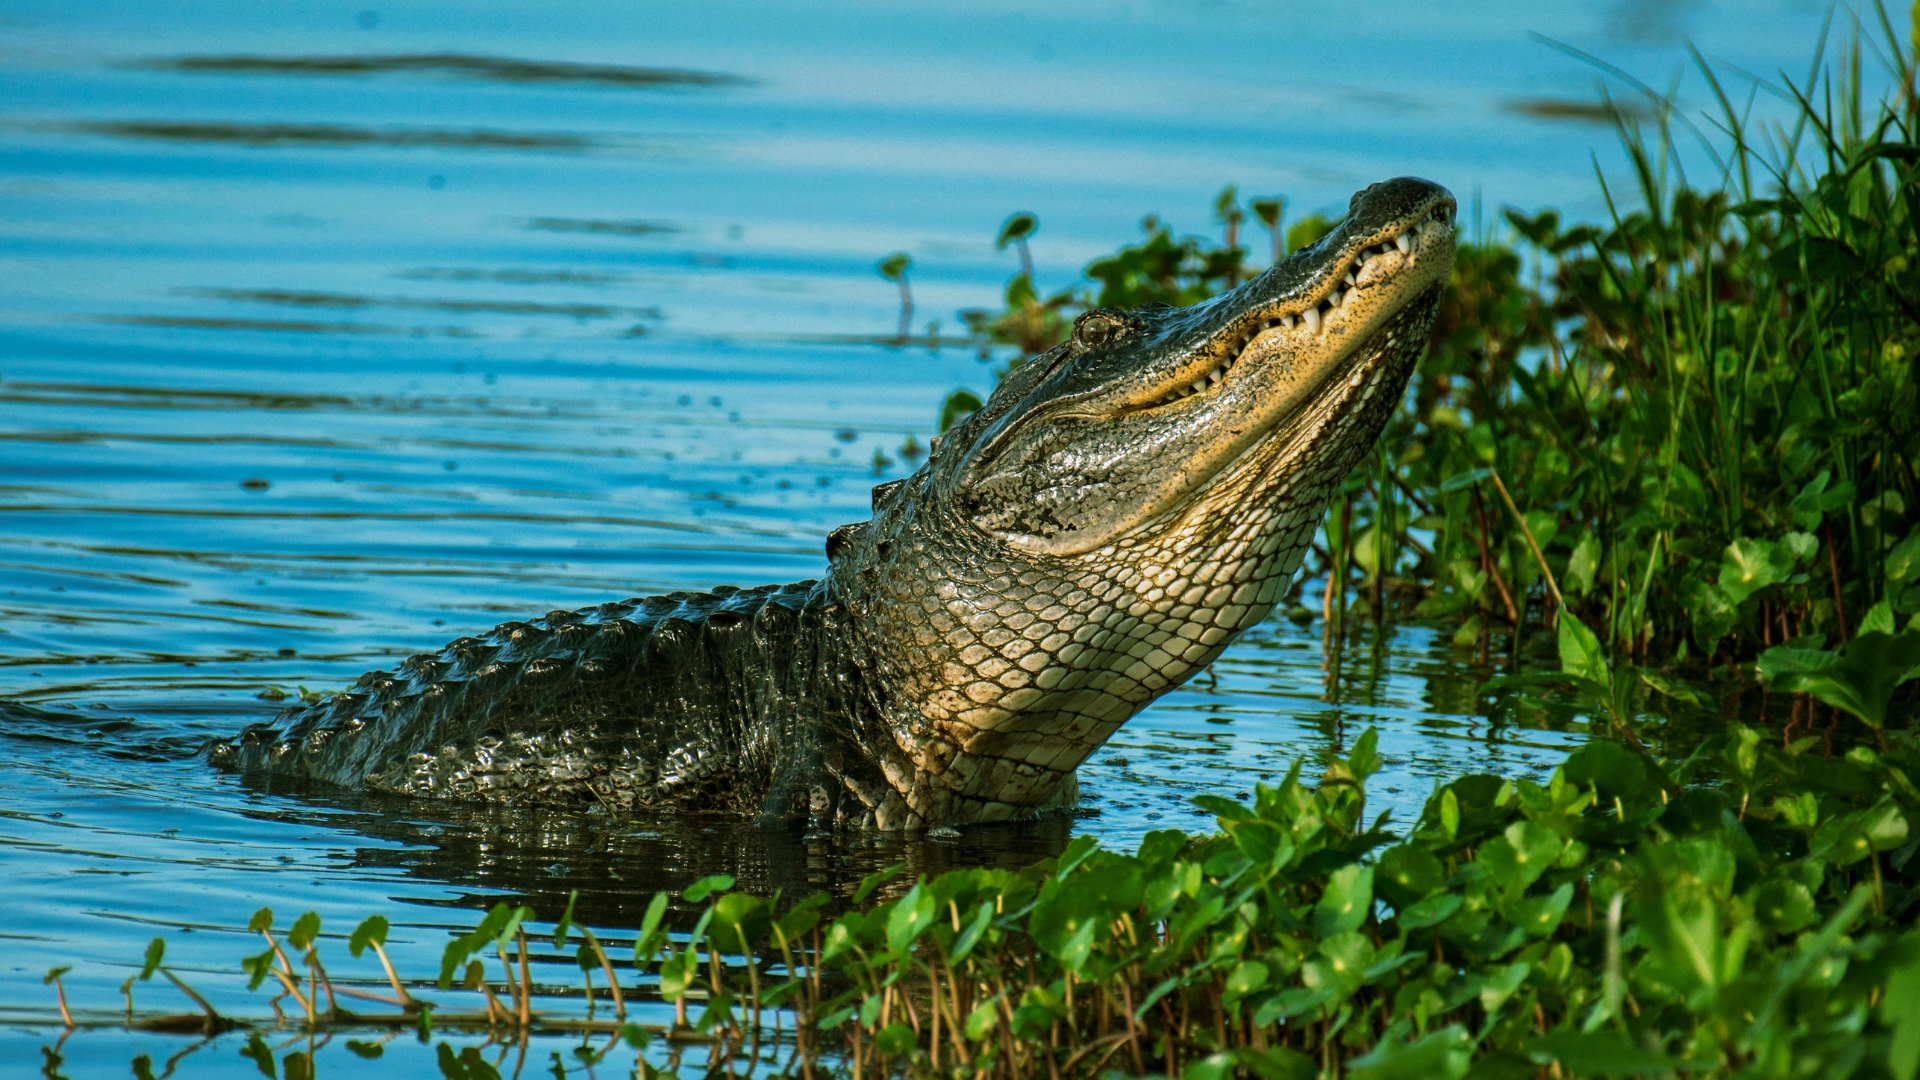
[0,0,1845,1072]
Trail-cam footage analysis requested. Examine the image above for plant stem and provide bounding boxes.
[368,941,413,1009]
[1490,467,1564,620]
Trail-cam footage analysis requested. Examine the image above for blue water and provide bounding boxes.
[0,1,1853,1073]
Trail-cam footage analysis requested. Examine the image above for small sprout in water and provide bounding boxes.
[632,892,670,965]
[938,389,983,434]
[683,874,733,903]
[287,911,320,951]
[995,212,1038,283]
[349,914,412,1006]
[44,966,74,1027]
[1250,195,1286,262]
[552,890,578,948]
[348,914,388,956]
[876,252,913,342]
[140,937,165,982]
[1213,185,1245,285]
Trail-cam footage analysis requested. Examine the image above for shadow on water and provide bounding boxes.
[85,314,481,336]
[391,267,636,286]
[229,773,1079,925]
[521,217,683,237]
[175,288,664,322]
[60,121,700,154]
[129,53,755,90]
[1500,96,1656,123]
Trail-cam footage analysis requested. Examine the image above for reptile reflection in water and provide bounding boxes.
[232,772,1076,925]
[213,177,1458,832]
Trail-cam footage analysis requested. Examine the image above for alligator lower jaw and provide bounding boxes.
[1146,284,1444,536]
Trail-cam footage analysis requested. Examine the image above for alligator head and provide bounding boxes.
[825,176,1456,829]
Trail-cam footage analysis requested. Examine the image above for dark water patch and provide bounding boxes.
[391,267,634,286]
[65,121,607,153]
[0,381,356,411]
[179,287,663,321]
[223,774,1075,914]
[759,330,983,349]
[0,700,205,760]
[191,598,358,621]
[1,604,314,633]
[0,560,186,588]
[522,216,681,236]
[132,53,754,90]
[0,428,344,448]
[24,538,775,580]
[83,315,478,337]
[1502,96,1654,123]
[0,503,805,538]
[0,380,612,420]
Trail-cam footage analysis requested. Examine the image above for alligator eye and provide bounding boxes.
[1071,308,1136,348]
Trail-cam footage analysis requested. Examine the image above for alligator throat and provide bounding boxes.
[210,177,1458,830]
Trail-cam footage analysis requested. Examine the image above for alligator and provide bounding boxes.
[210,176,1456,831]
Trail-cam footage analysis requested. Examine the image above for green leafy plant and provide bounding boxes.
[43,718,1920,1078]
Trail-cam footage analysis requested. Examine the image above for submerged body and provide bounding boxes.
[212,177,1457,830]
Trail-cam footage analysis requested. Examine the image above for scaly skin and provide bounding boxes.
[211,177,1457,830]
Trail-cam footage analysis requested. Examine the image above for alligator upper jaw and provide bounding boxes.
[1135,203,1455,415]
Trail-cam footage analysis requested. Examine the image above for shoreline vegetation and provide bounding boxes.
[35,717,1920,1079]
[27,14,1920,1080]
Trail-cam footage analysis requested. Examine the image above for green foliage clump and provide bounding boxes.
[1399,57,1920,666]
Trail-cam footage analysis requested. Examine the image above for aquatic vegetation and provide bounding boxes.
[945,19,1920,679]
[878,253,915,343]
[46,706,1920,1078]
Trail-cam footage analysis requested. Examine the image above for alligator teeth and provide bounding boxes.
[1218,224,1419,359]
